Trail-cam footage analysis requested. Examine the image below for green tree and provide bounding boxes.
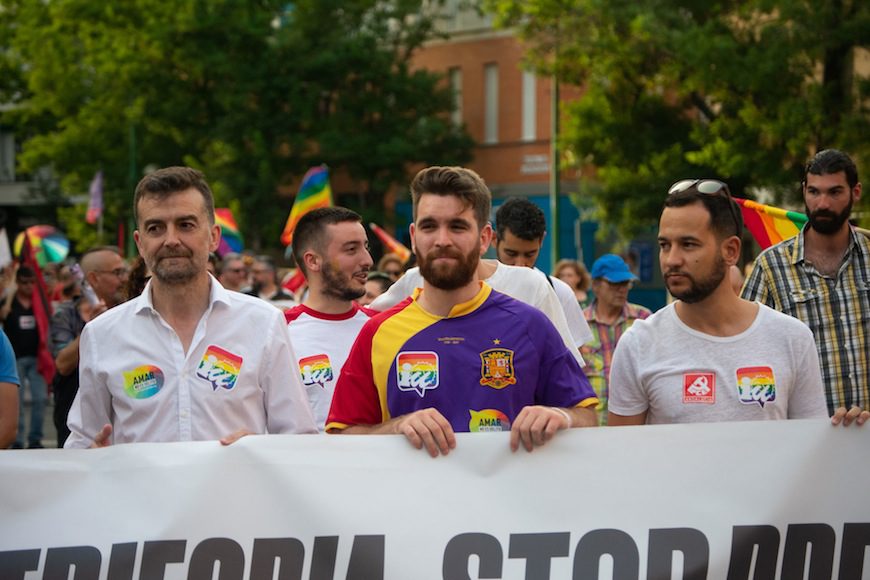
[1,0,471,253]
[485,0,870,237]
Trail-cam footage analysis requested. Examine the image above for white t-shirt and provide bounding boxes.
[285,303,372,430]
[608,302,827,424]
[370,261,586,366]
[65,277,317,447]
[548,272,594,347]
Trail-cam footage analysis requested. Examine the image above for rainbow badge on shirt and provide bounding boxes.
[469,409,510,432]
[736,366,776,408]
[299,354,333,387]
[479,348,517,390]
[123,365,164,399]
[196,345,243,391]
[396,351,439,397]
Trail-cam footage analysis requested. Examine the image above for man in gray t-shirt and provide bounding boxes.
[608,179,868,427]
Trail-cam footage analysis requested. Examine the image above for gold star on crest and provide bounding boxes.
[492,338,501,345]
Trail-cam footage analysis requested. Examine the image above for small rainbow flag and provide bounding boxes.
[215,208,244,256]
[281,165,333,247]
[369,222,412,263]
[734,198,808,250]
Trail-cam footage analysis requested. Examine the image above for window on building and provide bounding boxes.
[450,67,463,127]
[522,71,536,142]
[484,63,499,144]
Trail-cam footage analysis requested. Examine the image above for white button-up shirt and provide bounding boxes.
[65,278,316,447]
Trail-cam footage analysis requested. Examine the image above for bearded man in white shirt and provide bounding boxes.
[285,207,375,430]
[65,167,316,447]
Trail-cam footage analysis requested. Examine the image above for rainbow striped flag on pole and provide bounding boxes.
[734,198,808,250]
[281,165,333,247]
[369,222,412,263]
[215,208,243,256]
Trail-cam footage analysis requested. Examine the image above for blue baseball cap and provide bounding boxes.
[590,254,637,283]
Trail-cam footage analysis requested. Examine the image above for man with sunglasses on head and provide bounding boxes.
[742,150,869,423]
[581,254,651,425]
[607,179,864,427]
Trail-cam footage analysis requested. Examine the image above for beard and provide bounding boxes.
[151,249,198,286]
[807,197,852,235]
[665,253,727,304]
[417,244,480,290]
[322,262,366,301]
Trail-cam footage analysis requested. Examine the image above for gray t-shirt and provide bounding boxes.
[609,302,827,424]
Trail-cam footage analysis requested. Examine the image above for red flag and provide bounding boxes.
[18,235,55,385]
[282,269,307,294]
[368,223,411,263]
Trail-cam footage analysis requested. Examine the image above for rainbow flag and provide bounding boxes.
[734,198,808,250]
[215,208,244,257]
[369,222,412,263]
[281,165,333,247]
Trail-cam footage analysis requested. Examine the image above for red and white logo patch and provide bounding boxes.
[683,372,716,404]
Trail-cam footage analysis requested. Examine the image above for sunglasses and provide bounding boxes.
[668,179,741,237]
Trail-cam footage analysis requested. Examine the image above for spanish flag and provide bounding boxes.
[280,165,333,247]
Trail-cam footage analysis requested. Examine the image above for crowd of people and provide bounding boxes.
[0,149,867,453]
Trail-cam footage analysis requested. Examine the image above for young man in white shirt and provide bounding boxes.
[285,207,374,430]
[492,197,593,350]
[65,167,316,447]
[608,179,867,427]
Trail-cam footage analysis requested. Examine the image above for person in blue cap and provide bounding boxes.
[580,254,651,424]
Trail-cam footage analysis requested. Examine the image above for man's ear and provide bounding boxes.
[480,222,494,253]
[722,234,742,266]
[302,249,321,273]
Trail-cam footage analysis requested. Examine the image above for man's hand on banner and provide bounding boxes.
[90,424,112,448]
[831,406,869,427]
[220,430,254,446]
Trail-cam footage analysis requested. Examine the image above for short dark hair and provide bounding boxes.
[292,206,363,275]
[663,184,743,241]
[495,198,546,241]
[804,149,859,189]
[134,167,215,225]
[410,166,491,229]
[16,265,35,281]
[366,271,393,293]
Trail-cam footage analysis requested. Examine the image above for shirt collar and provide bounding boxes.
[586,299,630,324]
[792,223,867,265]
[133,274,229,315]
[412,281,492,318]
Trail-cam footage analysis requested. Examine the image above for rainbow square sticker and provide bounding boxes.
[736,366,776,408]
[395,351,439,397]
[196,345,243,391]
[299,353,333,387]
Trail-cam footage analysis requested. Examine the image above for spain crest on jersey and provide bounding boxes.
[479,348,517,389]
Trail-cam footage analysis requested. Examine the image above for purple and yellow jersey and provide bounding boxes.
[326,283,597,432]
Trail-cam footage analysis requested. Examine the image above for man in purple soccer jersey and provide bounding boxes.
[326,166,598,456]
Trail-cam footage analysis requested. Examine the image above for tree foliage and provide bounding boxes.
[485,0,870,236]
[0,0,472,252]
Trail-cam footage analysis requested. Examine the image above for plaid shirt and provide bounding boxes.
[742,226,870,415]
[581,301,652,424]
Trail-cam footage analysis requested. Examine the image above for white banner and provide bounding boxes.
[1,420,869,579]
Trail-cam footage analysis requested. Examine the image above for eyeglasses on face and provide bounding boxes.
[602,280,634,289]
[667,179,741,237]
